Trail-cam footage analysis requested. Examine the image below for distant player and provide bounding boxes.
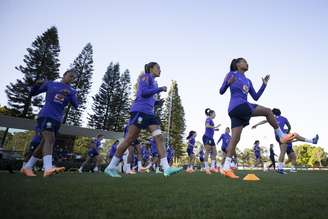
[186,131,197,173]
[78,134,104,173]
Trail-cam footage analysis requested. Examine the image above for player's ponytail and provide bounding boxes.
[186,131,196,140]
[205,108,214,116]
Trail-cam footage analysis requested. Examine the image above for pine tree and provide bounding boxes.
[111,69,131,131]
[88,63,122,130]
[162,81,186,158]
[5,26,60,118]
[64,43,94,126]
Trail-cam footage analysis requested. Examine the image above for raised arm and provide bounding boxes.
[30,81,49,96]
[220,72,236,95]
[252,120,268,129]
[70,90,79,109]
[249,75,270,101]
[139,76,165,98]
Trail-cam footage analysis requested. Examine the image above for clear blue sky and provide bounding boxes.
[1,0,327,153]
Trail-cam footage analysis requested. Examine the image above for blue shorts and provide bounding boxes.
[255,153,261,160]
[88,148,99,158]
[37,117,61,133]
[229,103,257,128]
[167,156,173,163]
[187,148,194,156]
[129,112,160,130]
[287,143,294,154]
[202,135,215,146]
[199,157,204,162]
[131,139,140,147]
[221,146,228,153]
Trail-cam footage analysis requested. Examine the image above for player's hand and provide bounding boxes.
[227,75,236,85]
[160,86,167,92]
[262,74,270,85]
[35,79,45,85]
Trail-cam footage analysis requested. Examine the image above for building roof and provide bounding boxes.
[0,115,123,139]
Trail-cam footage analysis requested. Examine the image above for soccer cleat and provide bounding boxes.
[55,167,65,174]
[210,167,219,173]
[290,168,297,173]
[128,170,137,175]
[164,167,183,177]
[156,169,163,174]
[313,134,319,144]
[219,168,225,175]
[277,169,287,174]
[280,133,297,144]
[43,168,57,177]
[21,168,36,177]
[186,168,194,173]
[205,169,212,175]
[104,167,122,178]
[78,168,83,173]
[223,169,239,179]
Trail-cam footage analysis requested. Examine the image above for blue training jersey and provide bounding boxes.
[31,81,79,122]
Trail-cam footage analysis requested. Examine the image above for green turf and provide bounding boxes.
[0,170,327,219]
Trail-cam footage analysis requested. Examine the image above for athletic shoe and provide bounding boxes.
[128,170,137,175]
[219,168,225,175]
[21,168,36,177]
[205,169,212,175]
[104,167,122,178]
[55,167,65,174]
[223,169,239,179]
[163,167,183,177]
[290,168,297,173]
[313,134,319,144]
[43,168,57,177]
[280,133,297,144]
[210,167,219,173]
[277,169,287,174]
[78,168,83,173]
[156,169,163,174]
[186,168,194,173]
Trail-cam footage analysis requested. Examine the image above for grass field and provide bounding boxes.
[0,170,328,219]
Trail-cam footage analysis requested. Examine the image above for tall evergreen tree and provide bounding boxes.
[64,43,94,126]
[88,63,130,131]
[162,81,186,158]
[5,26,60,118]
[111,69,131,131]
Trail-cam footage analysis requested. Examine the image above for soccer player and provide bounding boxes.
[186,131,197,173]
[253,140,263,168]
[219,58,296,179]
[21,69,79,177]
[167,144,175,166]
[104,62,183,177]
[203,108,221,174]
[107,140,120,164]
[78,134,104,173]
[217,127,238,171]
[268,144,277,170]
[252,108,319,174]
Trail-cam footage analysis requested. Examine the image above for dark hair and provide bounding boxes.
[272,108,281,116]
[96,134,104,138]
[230,58,245,72]
[64,69,77,76]
[186,131,196,140]
[254,140,260,144]
[144,62,158,73]
[114,140,119,144]
[205,108,215,116]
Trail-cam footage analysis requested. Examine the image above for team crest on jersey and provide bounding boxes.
[46,122,52,129]
[242,85,249,94]
[137,116,143,124]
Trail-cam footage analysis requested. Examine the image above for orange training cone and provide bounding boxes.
[243,174,260,181]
